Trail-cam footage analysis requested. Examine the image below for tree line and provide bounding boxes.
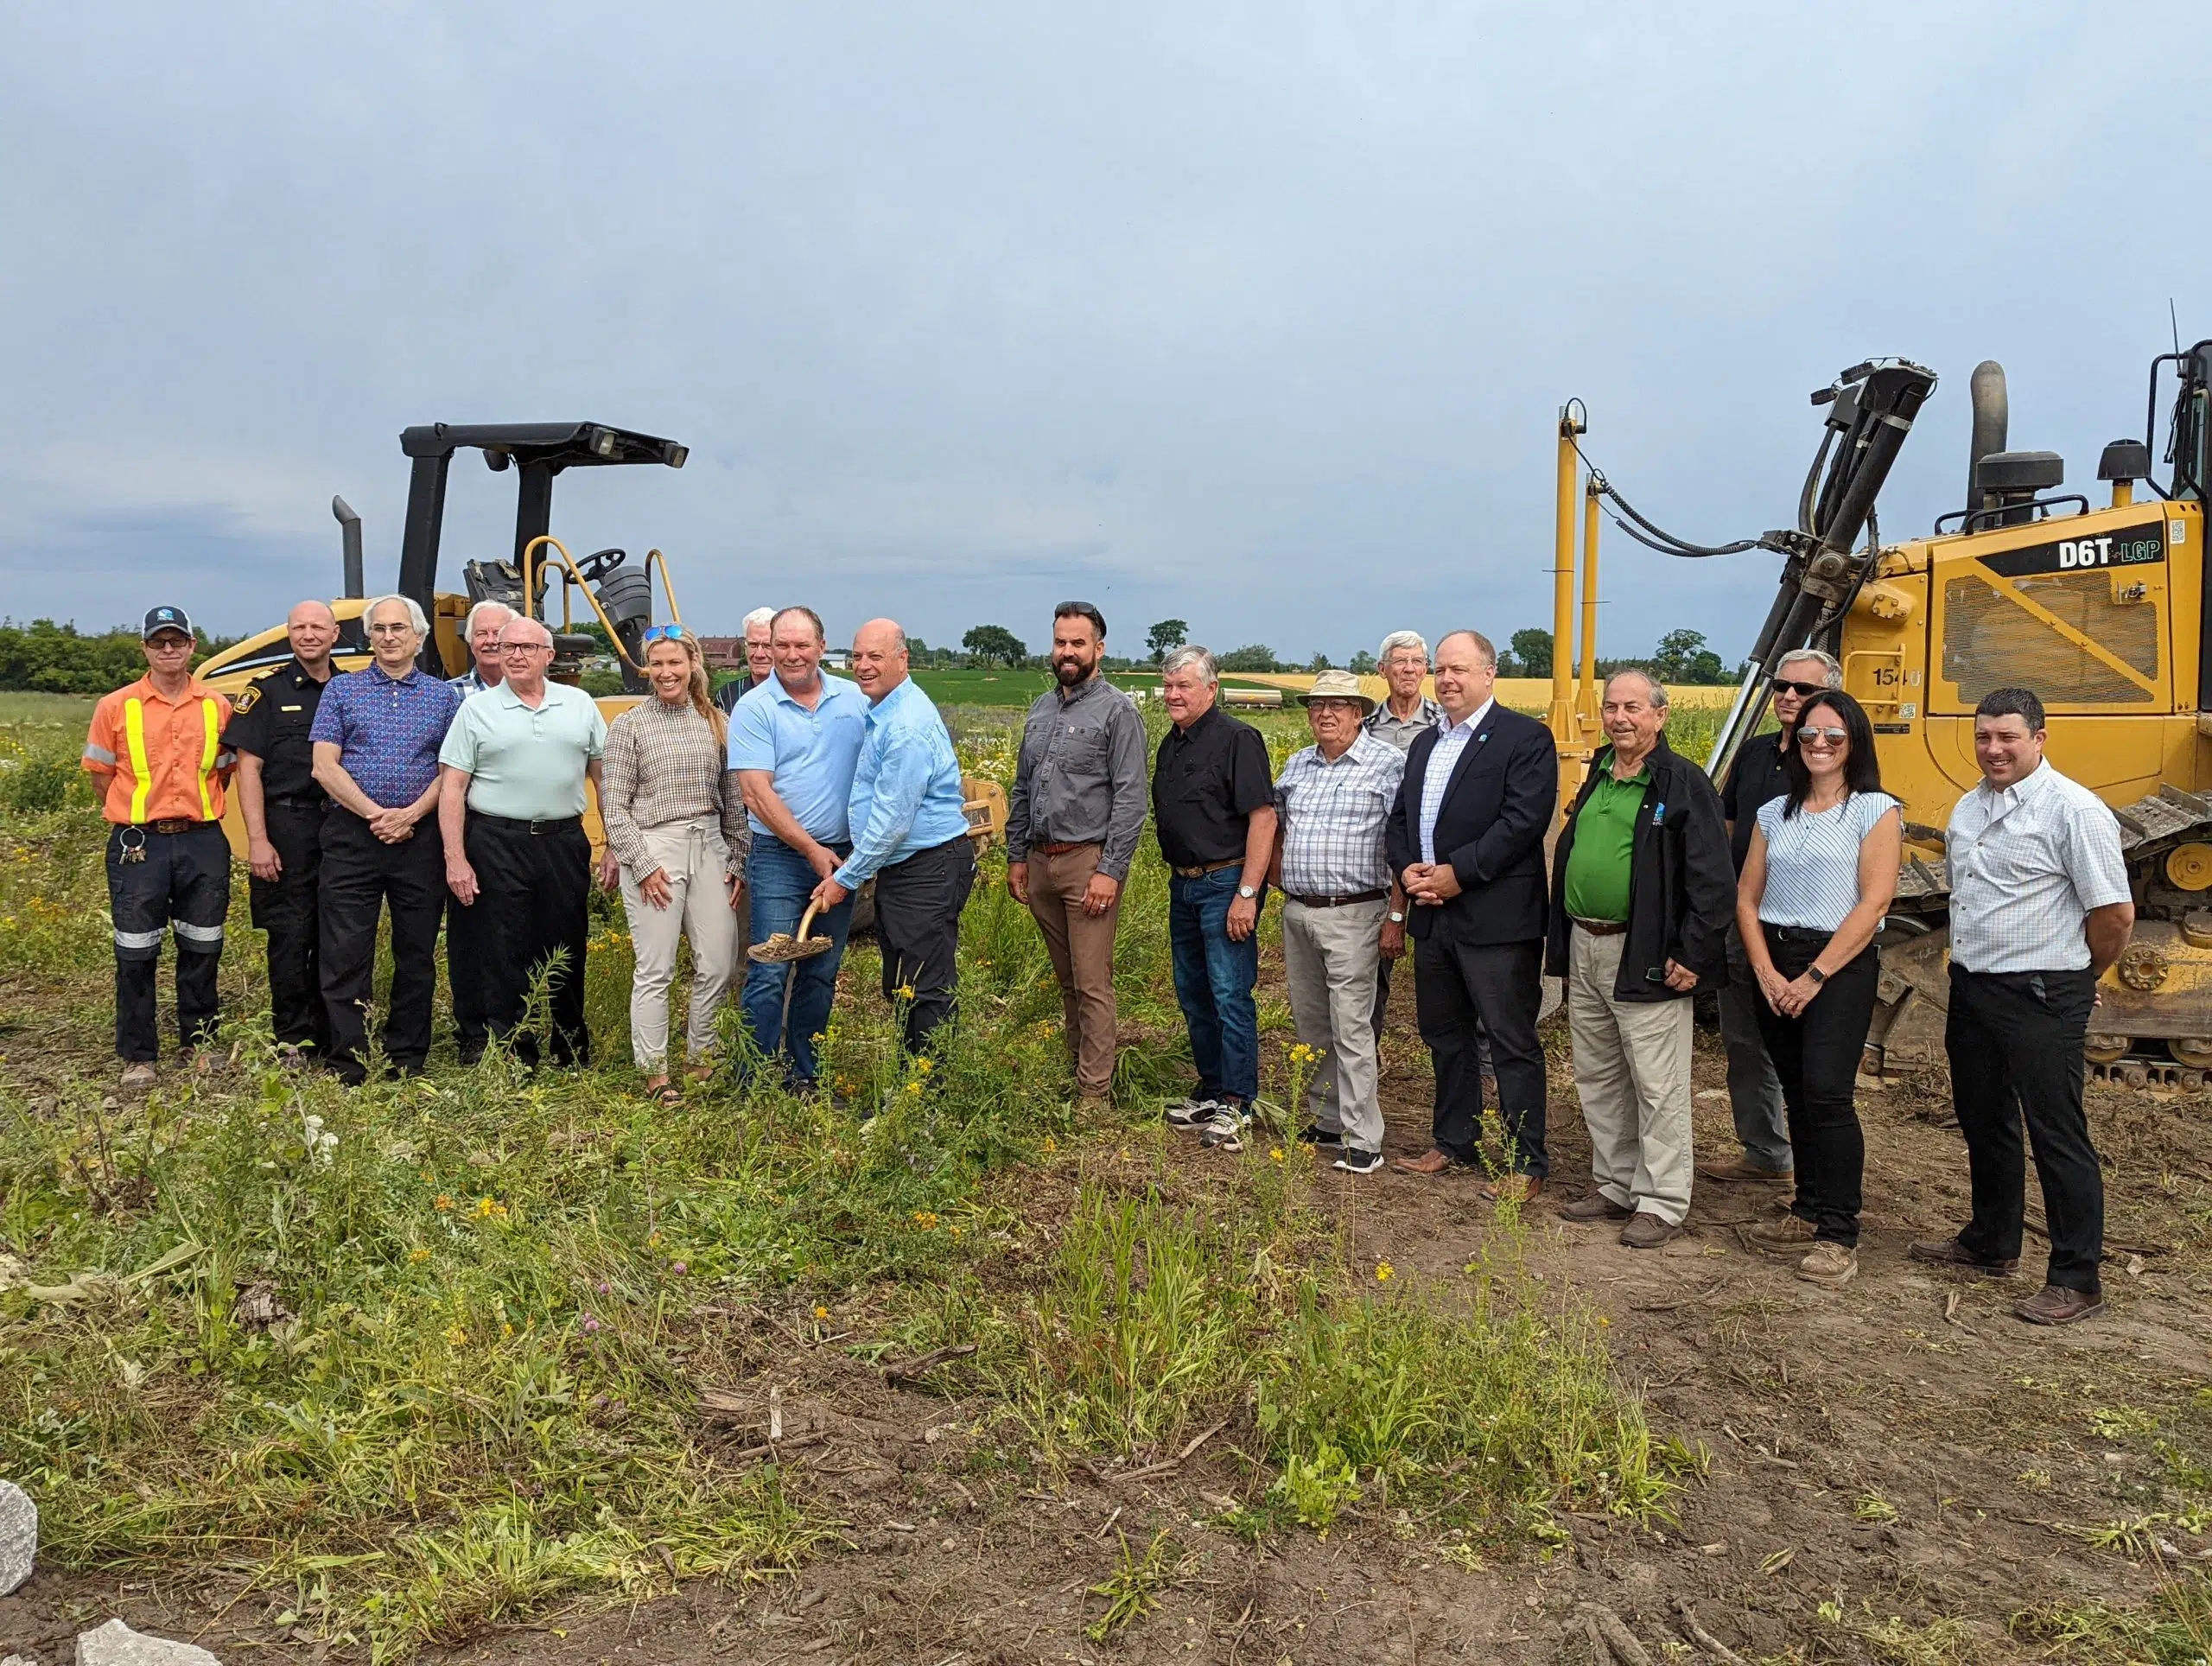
[0,620,243,694]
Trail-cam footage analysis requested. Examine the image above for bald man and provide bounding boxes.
[811,619,976,1054]
[227,599,341,1060]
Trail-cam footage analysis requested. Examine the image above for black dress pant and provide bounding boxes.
[105,822,230,1061]
[1947,964,2103,1295]
[319,808,445,1082]
[1753,926,1878,1246]
[447,894,487,1065]
[1412,933,1547,1174]
[251,799,330,1055]
[454,811,592,1068]
[872,835,977,1052]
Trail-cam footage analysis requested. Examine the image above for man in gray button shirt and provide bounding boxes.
[1006,601,1149,1105]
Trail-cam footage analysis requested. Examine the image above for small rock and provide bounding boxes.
[0,1479,35,1595]
[231,1282,292,1332]
[3,1653,39,1666]
[73,1619,224,1665]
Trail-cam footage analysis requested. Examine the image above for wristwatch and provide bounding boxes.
[1237,884,1257,900]
[1388,910,1406,924]
[1806,966,1827,985]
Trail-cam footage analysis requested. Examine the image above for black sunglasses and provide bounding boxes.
[1771,677,1827,699]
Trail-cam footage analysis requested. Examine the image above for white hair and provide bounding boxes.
[463,599,514,637]
[365,594,429,635]
[742,606,776,633]
[1161,645,1217,684]
[1605,667,1669,709]
[1378,630,1428,664]
[1776,647,1842,687]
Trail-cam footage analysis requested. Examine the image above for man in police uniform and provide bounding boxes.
[81,606,235,1089]
[227,600,339,1062]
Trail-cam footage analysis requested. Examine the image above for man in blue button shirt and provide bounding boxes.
[729,605,869,1088]
[810,619,976,1054]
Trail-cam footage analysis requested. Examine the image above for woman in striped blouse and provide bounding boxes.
[597,629,750,1102]
[1735,689,1901,1288]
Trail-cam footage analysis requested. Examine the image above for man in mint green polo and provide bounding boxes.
[1544,671,1734,1250]
[436,614,608,1066]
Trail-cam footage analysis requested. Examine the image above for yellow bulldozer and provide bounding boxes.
[1548,343,2212,1086]
[194,420,1007,862]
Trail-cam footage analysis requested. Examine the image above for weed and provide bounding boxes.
[1084,1528,1180,1642]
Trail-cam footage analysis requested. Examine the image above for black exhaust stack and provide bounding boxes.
[1966,361,2008,519]
[333,496,365,599]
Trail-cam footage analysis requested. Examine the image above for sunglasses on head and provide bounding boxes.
[1771,677,1827,699]
[641,625,687,645]
[1797,725,1848,746]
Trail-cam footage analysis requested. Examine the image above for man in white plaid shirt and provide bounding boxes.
[1268,670,1408,1173]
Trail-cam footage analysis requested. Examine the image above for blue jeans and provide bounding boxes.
[740,836,855,1086]
[1167,867,1261,1105]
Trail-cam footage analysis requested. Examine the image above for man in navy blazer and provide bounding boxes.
[1384,629,1559,1197]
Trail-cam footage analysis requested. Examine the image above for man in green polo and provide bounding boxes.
[1543,670,1735,1248]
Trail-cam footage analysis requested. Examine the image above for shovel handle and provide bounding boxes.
[794,900,823,943]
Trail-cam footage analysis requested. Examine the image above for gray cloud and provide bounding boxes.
[3,3,2204,664]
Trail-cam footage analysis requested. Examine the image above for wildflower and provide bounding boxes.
[581,1313,602,1335]
[408,1247,431,1264]
[813,1305,830,1320]
[648,1231,663,1248]
[433,1194,453,1211]
[912,1211,939,1230]
[595,1280,612,1296]
[444,1324,468,1348]
[1375,1262,1395,1283]
[906,1080,924,1097]
[1041,1135,1057,1154]
[916,1056,933,1075]
[501,1321,515,1339]
[1268,1148,1285,1163]
[671,1261,689,1276]
[894,984,916,1001]
[948,1224,962,1240]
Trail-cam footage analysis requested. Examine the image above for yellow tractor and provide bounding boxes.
[1551,345,2212,1085]
[195,420,1008,863]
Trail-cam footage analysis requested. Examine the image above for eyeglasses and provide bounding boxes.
[1797,725,1848,746]
[499,641,554,655]
[1771,677,1827,699]
[641,625,687,645]
[367,623,416,637]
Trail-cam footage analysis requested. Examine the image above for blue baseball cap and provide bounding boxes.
[142,606,194,640]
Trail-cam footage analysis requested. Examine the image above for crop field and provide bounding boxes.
[0,698,2209,1664]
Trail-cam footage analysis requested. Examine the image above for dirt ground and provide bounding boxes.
[5,979,2210,1665]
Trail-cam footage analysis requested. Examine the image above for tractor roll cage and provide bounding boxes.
[393,423,688,627]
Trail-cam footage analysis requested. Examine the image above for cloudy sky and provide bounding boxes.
[3,3,2202,664]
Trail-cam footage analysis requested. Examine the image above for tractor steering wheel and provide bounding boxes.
[574,547,627,584]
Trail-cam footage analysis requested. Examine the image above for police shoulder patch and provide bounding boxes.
[232,683,264,715]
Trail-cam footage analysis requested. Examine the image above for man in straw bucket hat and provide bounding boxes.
[1268,669,1408,1174]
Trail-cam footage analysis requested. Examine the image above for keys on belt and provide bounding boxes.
[118,817,206,860]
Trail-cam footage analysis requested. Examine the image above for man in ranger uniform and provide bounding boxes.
[227,600,340,1063]
[81,606,236,1090]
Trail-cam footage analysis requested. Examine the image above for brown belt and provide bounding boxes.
[1171,858,1243,880]
[1572,916,1629,937]
[1032,841,1096,855]
[1286,888,1389,909]
[139,818,207,836]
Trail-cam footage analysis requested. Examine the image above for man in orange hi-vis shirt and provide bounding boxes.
[81,606,236,1089]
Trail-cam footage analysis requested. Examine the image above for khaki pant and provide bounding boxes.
[1025,843,1122,1097]
[1282,896,1388,1154]
[1567,925,1694,1224]
[620,817,742,1071]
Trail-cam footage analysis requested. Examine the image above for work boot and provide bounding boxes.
[2014,1284,2105,1326]
[1560,1192,1634,1223]
[1907,1236,2019,1279]
[1747,1213,1818,1252]
[1698,1155,1792,1184]
[119,1061,156,1092]
[1796,1243,1859,1288]
[1619,1212,1679,1250]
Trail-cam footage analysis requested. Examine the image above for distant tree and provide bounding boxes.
[0,618,242,694]
[1146,619,1188,664]
[1347,649,1377,675]
[1217,645,1278,673]
[1306,651,1332,672]
[1650,627,1729,684]
[1509,627,1553,680]
[962,624,1027,666]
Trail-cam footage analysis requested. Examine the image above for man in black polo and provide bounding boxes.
[1153,645,1277,1149]
[228,600,340,1063]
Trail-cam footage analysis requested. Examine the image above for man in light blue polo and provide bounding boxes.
[729,605,869,1089]
[810,619,975,1054]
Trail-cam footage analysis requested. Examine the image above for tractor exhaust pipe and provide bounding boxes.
[1967,360,2007,518]
[332,495,364,598]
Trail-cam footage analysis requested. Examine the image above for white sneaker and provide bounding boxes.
[1198,1108,1249,1152]
[1165,1097,1221,1131]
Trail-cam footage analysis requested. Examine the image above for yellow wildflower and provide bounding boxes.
[1375,1262,1395,1283]
[1268,1148,1285,1163]
[501,1321,515,1339]
[916,1056,933,1075]
[444,1324,468,1348]
[408,1247,431,1264]
[813,1305,830,1320]
[433,1194,453,1211]
[895,984,917,1001]
[912,1211,939,1230]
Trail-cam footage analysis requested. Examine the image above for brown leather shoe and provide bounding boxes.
[2015,1284,2105,1326]
[1697,1155,1792,1184]
[1480,1073,1499,1104]
[1481,1173,1542,1204]
[1619,1211,1679,1249]
[1560,1192,1634,1223]
[1747,1213,1818,1252]
[1392,1148,1464,1177]
[1907,1236,2019,1278]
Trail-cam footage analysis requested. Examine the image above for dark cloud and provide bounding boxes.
[3,3,2204,664]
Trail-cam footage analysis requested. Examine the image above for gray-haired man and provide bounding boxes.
[715,606,779,715]
[449,601,514,695]
[1701,648,1840,1184]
